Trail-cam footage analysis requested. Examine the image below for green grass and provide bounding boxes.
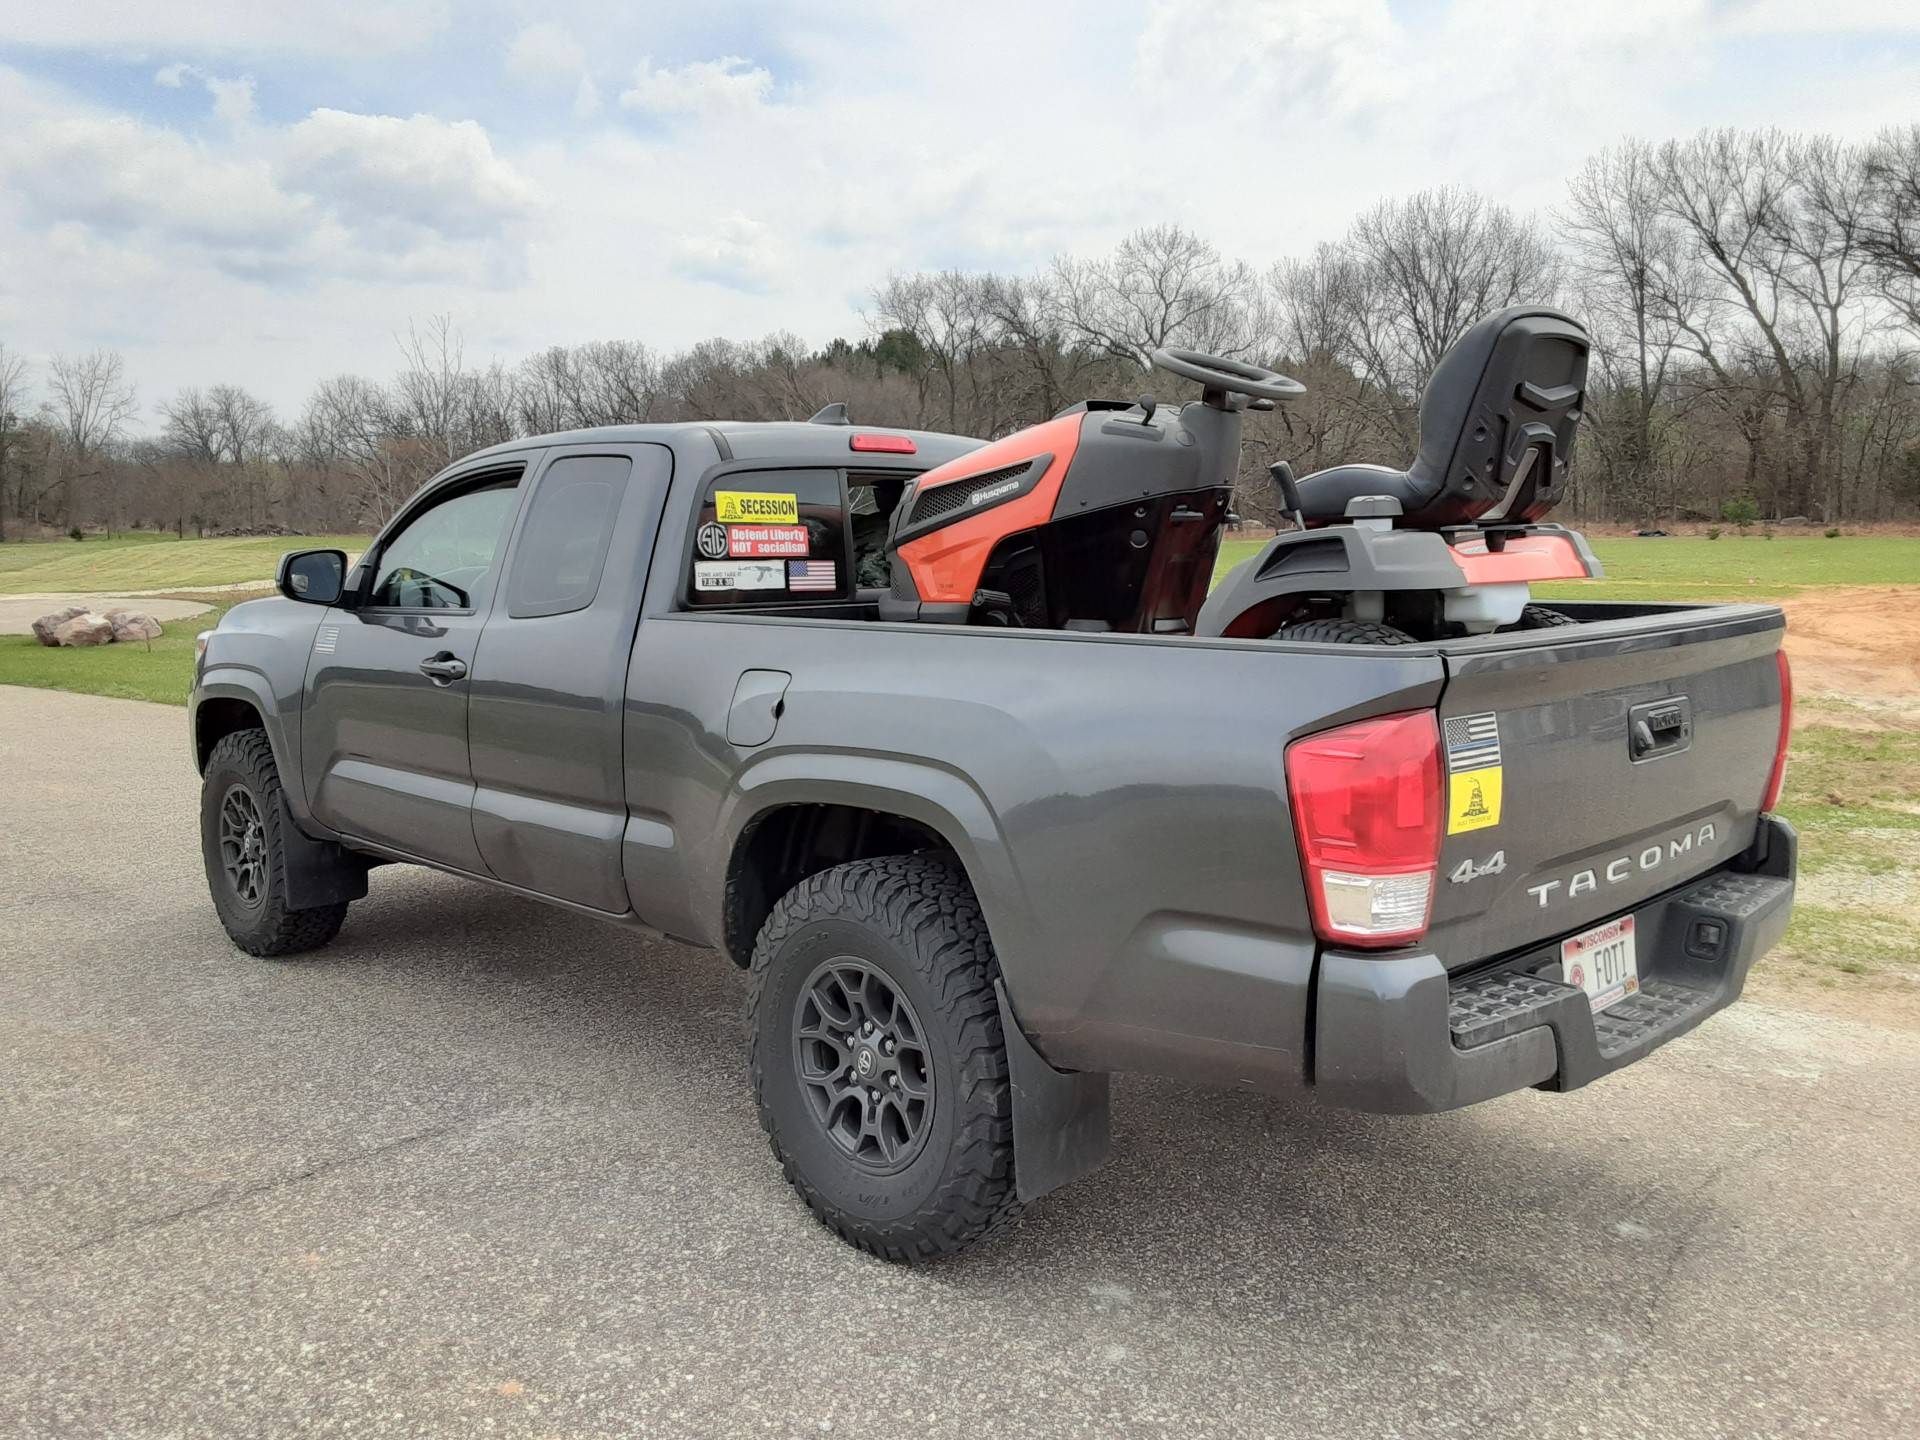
[1217,532,1920,601]
[0,532,369,594]
[0,599,239,706]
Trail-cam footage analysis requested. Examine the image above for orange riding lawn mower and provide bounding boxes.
[879,304,1601,644]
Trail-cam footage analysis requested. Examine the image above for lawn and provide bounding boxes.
[1217,531,1920,600]
[0,532,369,594]
[0,598,243,706]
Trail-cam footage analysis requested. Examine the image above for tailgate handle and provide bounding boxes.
[1629,697,1691,761]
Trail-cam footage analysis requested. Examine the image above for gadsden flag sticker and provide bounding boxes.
[1443,711,1503,834]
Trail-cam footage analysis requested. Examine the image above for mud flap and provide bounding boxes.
[274,788,371,911]
[995,979,1111,1202]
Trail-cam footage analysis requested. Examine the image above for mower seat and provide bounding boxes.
[1295,305,1589,529]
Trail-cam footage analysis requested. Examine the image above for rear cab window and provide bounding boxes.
[682,467,918,610]
[685,469,852,607]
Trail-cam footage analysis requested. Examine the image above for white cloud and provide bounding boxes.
[619,56,773,119]
[280,110,541,241]
[0,69,538,293]
[672,213,781,292]
[149,64,257,125]
[3,1,1918,419]
[1135,0,1406,121]
[2,111,307,253]
[504,22,602,117]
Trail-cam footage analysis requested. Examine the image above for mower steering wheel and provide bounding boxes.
[1150,348,1306,403]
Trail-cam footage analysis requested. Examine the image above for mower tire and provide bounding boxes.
[1283,618,1417,645]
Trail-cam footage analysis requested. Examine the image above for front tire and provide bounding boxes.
[200,730,348,957]
[748,855,1021,1261]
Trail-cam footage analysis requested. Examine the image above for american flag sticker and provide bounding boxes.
[787,560,837,593]
[1442,712,1501,774]
[314,626,338,654]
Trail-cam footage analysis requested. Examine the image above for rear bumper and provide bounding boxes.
[1312,816,1797,1114]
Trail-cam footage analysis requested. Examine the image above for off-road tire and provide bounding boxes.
[1283,617,1417,645]
[748,855,1021,1261]
[1512,604,1579,628]
[200,729,349,958]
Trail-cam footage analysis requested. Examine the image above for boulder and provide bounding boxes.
[107,609,164,642]
[51,612,115,647]
[30,605,89,646]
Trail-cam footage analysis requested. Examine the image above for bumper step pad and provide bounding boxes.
[1589,979,1717,1060]
[1448,970,1578,1051]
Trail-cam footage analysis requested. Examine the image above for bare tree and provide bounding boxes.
[1561,142,1703,519]
[43,349,137,530]
[1340,189,1562,445]
[1052,225,1262,370]
[0,343,29,542]
[1863,123,1920,333]
[1655,130,1877,519]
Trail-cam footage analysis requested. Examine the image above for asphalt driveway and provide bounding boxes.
[2,686,1915,1438]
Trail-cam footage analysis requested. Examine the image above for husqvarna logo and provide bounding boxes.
[969,478,1023,507]
[1526,823,1717,908]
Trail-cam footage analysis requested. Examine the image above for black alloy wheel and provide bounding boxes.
[792,958,934,1173]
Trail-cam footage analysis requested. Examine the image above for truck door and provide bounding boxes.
[302,464,527,872]
[466,444,672,913]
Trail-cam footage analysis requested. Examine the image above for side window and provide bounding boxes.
[369,475,520,610]
[686,468,850,606]
[506,455,631,618]
[846,474,910,590]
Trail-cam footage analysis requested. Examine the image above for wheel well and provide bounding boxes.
[724,803,952,966]
[195,697,265,772]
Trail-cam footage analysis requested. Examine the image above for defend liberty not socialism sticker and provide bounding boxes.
[727,524,810,558]
[714,491,799,525]
[1443,711,1503,834]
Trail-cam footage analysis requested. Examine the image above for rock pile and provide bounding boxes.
[30,606,165,647]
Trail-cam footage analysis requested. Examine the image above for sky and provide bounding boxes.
[2,0,1918,426]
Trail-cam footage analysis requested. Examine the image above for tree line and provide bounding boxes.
[2,124,1917,540]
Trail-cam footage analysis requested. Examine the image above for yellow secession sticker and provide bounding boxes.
[715,491,799,525]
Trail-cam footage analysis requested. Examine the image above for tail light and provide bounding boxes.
[1762,649,1792,812]
[1286,711,1443,947]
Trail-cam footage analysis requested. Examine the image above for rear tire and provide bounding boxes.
[200,730,349,958]
[1511,604,1579,628]
[748,855,1021,1261]
[1282,617,1417,645]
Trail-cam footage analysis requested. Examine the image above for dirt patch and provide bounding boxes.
[1778,587,1920,703]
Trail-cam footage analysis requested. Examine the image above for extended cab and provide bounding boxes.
[190,417,1795,1260]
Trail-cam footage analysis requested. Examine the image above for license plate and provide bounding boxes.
[1562,914,1639,1013]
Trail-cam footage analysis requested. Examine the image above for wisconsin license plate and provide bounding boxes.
[1562,914,1639,1013]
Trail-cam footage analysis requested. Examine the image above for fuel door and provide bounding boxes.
[727,669,792,747]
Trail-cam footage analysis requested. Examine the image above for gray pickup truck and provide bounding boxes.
[190,335,1795,1262]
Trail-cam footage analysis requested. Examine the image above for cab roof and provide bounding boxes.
[463,420,987,471]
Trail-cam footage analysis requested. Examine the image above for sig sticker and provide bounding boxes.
[693,560,786,592]
[695,522,728,559]
[715,491,799,525]
[1443,711,1503,833]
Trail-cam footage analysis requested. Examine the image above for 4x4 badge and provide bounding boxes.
[1449,850,1507,884]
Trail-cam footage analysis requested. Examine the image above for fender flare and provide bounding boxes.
[195,669,368,911]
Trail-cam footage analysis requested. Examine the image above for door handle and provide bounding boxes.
[418,653,468,684]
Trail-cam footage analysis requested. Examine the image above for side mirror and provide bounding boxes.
[277,549,347,606]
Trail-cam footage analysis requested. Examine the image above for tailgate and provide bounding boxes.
[1426,604,1786,970]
